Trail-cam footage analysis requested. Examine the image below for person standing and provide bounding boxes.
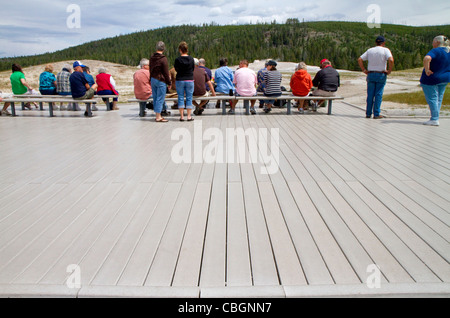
[174,41,195,122]
[358,36,394,119]
[420,35,450,126]
[150,41,171,123]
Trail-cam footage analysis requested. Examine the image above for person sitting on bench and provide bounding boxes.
[69,61,98,116]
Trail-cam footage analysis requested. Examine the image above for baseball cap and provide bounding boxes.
[73,61,86,68]
[320,59,330,64]
[376,36,386,43]
[267,60,277,66]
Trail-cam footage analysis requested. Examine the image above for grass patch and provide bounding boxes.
[384,90,450,110]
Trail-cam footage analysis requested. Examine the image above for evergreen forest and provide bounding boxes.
[1,21,449,71]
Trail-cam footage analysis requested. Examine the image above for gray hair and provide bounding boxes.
[98,67,107,74]
[434,35,450,53]
[156,41,166,52]
[198,58,206,65]
[296,62,307,71]
[62,64,72,71]
[140,58,149,68]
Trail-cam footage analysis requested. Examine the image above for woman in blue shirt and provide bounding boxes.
[39,64,57,95]
[420,35,450,126]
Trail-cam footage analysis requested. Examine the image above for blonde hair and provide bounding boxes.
[434,35,450,53]
[44,64,54,73]
[296,62,307,71]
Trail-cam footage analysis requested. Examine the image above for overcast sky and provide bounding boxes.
[1,0,449,58]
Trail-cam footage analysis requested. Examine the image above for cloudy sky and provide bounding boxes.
[1,0,449,58]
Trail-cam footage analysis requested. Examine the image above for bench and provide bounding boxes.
[128,94,344,116]
[2,98,98,117]
[13,94,119,111]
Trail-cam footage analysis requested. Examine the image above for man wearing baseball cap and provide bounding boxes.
[358,36,395,119]
[310,59,340,110]
[69,61,98,116]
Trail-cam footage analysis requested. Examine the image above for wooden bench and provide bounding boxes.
[13,94,119,111]
[2,98,98,117]
[129,94,344,116]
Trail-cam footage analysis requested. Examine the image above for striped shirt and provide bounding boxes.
[264,70,282,96]
[56,69,71,94]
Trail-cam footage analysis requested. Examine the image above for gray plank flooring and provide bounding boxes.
[0,102,449,297]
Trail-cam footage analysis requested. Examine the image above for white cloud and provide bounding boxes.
[0,0,449,57]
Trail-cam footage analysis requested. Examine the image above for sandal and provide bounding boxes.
[156,118,168,123]
[180,118,185,122]
[187,118,194,122]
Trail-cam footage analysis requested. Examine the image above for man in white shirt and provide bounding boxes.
[358,36,394,119]
[231,60,258,114]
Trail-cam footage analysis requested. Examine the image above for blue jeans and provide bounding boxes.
[366,73,387,117]
[97,90,118,102]
[421,83,448,121]
[40,88,57,95]
[176,81,194,109]
[151,77,167,114]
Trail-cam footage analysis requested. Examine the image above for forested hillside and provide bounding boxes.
[1,21,449,71]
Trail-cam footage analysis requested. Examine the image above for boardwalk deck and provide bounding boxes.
[0,102,449,298]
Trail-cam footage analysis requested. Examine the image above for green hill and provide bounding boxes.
[1,21,449,71]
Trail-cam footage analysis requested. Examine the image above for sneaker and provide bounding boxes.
[423,120,439,126]
[60,105,67,111]
[250,107,256,115]
[312,102,318,112]
[1,110,12,116]
[228,109,235,115]
[92,105,98,111]
[373,115,386,119]
[298,108,304,114]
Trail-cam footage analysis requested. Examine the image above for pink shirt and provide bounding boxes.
[134,68,152,100]
[233,67,257,96]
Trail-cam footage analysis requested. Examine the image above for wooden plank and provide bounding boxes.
[143,164,203,286]
[171,182,213,287]
[240,163,280,286]
[115,182,181,286]
[226,182,252,286]
[347,181,444,283]
[12,181,123,284]
[258,182,308,286]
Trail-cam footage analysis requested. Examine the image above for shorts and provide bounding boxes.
[310,89,337,97]
[74,88,95,100]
